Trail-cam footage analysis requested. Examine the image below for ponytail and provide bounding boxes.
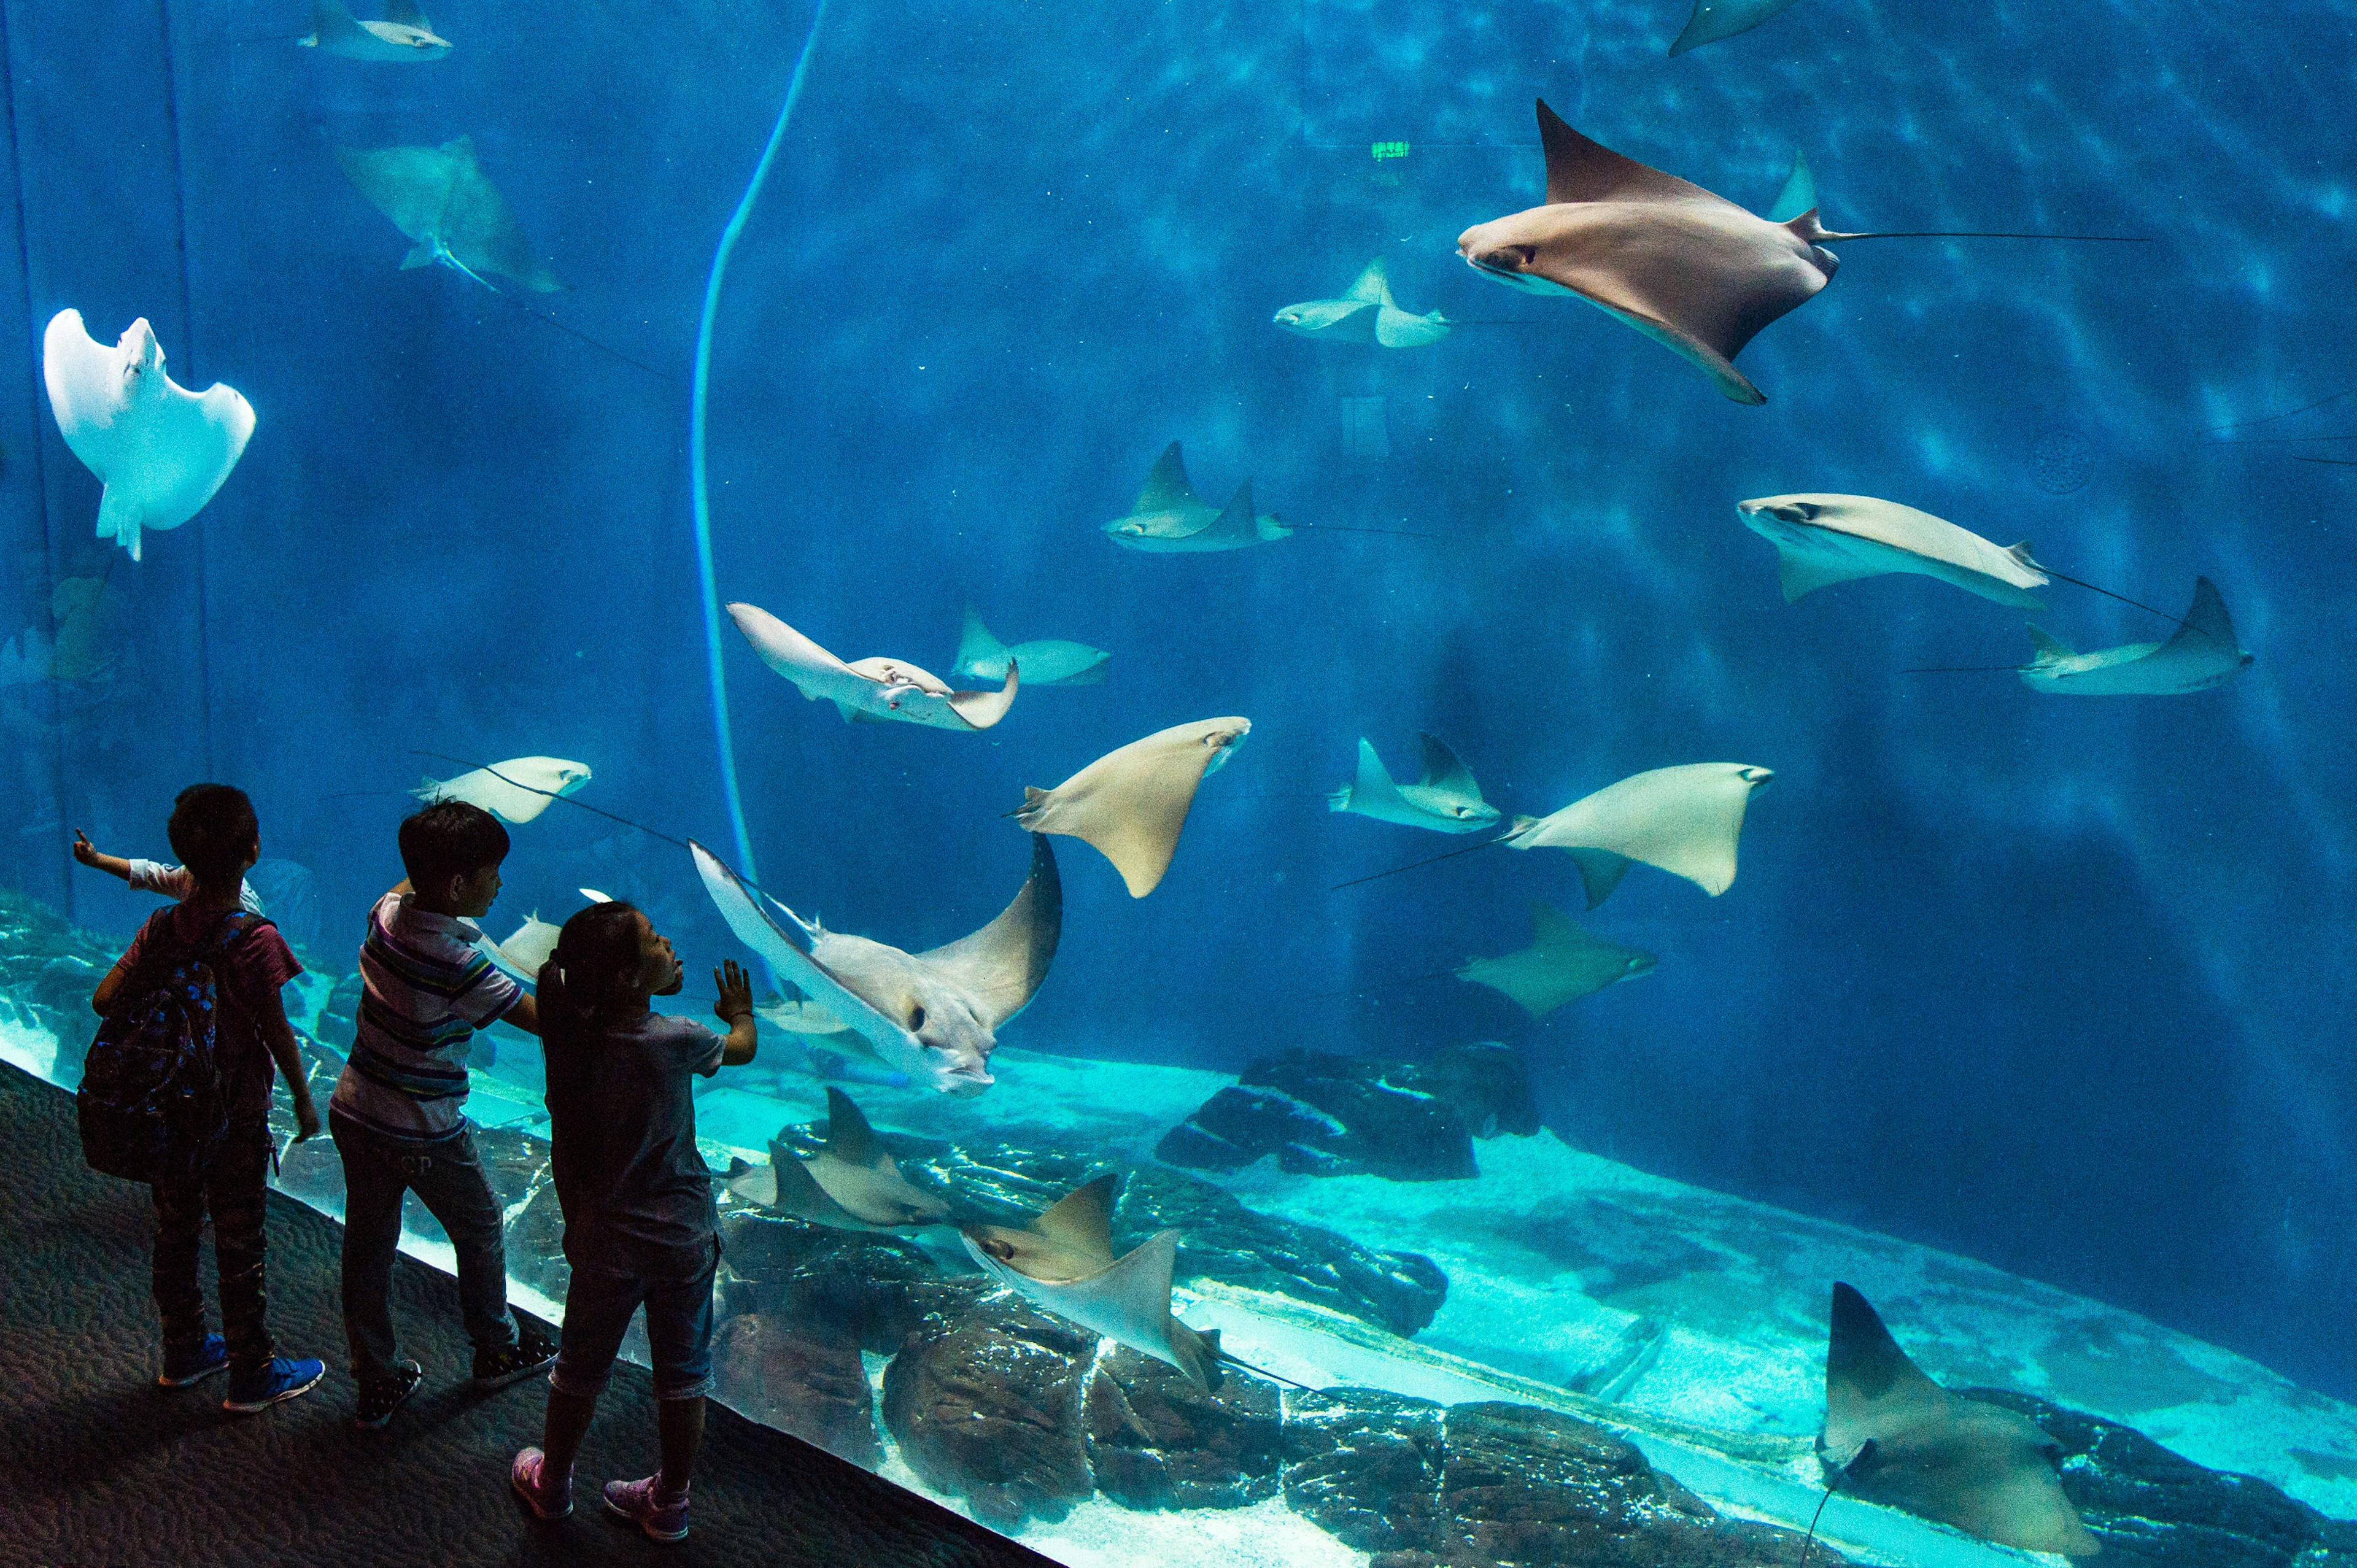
[540,900,646,1222]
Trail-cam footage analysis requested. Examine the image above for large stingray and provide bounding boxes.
[1457,102,2135,403]
[44,311,255,563]
[335,137,563,293]
[1738,493,2050,609]
[954,606,1109,687]
[1274,260,1450,347]
[1457,902,1656,1016]
[1818,1282,2100,1555]
[1507,763,1774,906]
[1104,442,1291,552]
[1013,718,1250,897]
[731,602,1019,731]
[1670,0,1806,55]
[1329,733,1499,833]
[2019,577,2251,695]
[692,835,1060,1094]
[300,0,450,60]
[727,1087,951,1231]
[416,756,591,823]
[961,1173,1221,1388]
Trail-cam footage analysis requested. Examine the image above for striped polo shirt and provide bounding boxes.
[328,890,523,1142]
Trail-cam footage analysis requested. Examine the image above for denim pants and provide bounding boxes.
[330,1108,517,1383]
[150,1114,275,1375]
[550,1236,720,1401]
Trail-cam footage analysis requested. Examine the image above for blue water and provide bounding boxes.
[2,0,2352,1453]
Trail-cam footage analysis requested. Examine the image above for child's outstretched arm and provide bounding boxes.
[71,830,134,883]
[713,960,758,1066]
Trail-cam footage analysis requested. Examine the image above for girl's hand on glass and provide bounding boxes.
[713,959,754,1024]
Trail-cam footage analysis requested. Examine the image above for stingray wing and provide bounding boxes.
[42,312,127,475]
[1767,150,1818,223]
[727,603,878,713]
[953,605,1010,678]
[993,1224,1198,1381]
[432,137,562,292]
[945,663,1019,728]
[1134,441,1200,512]
[335,143,460,248]
[130,379,257,534]
[1342,260,1391,304]
[912,835,1061,1029]
[1028,1172,1123,1273]
[1519,764,1765,898]
[2164,576,2242,658]
[1670,0,1806,55]
[1415,733,1485,801]
[1374,305,1449,348]
[689,840,924,1072]
[1536,100,1717,207]
[1821,1283,1957,1461]
[1335,738,1414,821]
[1016,720,1242,897]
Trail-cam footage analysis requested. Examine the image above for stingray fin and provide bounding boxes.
[914,835,1061,1029]
[1415,733,1484,799]
[1536,99,1714,207]
[2025,625,2074,663]
[1136,441,1198,512]
[726,1155,782,1208]
[822,1086,886,1168]
[945,660,1020,729]
[2005,540,2042,571]
[1343,260,1391,304]
[1775,546,1881,602]
[1374,304,1449,347]
[400,244,435,269]
[1199,480,1255,543]
[1569,848,1633,910]
[1031,1172,1122,1267]
[1822,1282,1956,1457]
[1526,900,1592,952]
[1767,152,1818,223]
[1339,738,1411,816]
[2167,576,2240,652]
[954,604,1010,676]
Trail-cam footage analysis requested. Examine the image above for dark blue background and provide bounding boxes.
[2,0,2351,1400]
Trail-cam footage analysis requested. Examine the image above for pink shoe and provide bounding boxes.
[603,1474,691,1542]
[510,1448,573,1520]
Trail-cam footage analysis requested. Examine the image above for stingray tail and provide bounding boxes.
[1331,833,1508,891]
[1215,1348,1321,1394]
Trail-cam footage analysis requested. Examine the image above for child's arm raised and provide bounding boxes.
[72,830,136,883]
[713,960,758,1066]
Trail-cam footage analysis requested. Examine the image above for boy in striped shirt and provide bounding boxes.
[328,800,557,1427]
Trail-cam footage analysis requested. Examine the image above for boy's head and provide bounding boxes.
[166,784,260,885]
[398,801,509,917]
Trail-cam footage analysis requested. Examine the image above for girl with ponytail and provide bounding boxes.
[510,902,757,1542]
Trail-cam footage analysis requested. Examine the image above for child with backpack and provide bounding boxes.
[509,902,757,1543]
[85,784,327,1412]
[327,800,559,1427]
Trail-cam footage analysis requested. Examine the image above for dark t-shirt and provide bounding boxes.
[555,1012,725,1273]
[113,905,303,1121]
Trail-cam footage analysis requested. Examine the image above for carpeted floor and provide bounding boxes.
[0,1061,1056,1568]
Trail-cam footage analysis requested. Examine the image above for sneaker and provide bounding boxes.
[603,1475,691,1543]
[158,1335,229,1388]
[511,1447,574,1521]
[354,1359,424,1429]
[472,1321,559,1391]
[223,1355,327,1413]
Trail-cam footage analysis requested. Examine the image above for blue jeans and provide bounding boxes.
[551,1237,720,1400]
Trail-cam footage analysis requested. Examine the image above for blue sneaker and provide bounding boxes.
[223,1356,326,1413]
[158,1335,230,1387]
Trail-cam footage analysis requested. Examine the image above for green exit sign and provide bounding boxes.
[1370,141,1410,161]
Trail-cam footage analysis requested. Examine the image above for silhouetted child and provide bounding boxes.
[328,800,557,1428]
[90,784,326,1412]
[73,827,260,913]
[510,903,757,1542]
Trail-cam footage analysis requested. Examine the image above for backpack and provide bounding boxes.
[76,908,268,1184]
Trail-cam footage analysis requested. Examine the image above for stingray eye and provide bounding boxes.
[907,1003,926,1033]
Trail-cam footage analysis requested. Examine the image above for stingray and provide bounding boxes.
[1274,260,1450,347]
[961,1173,1223,1388]
[44,311,255,563]
[490,911,563,979]
[300,0,449,60]
[1013,717,1251,897]
[1104,442,1292,552]
[692,835,1060,1095]
[1507,763,1775,906]
[1329,733,1499,834]
[1670,0,1806,55]
[1457,102,2144,404]
[1738,493,2051,608]
[335,137,564,293]
[1457,902,1657,1016]
[416,756,591,823]
[953,606,1109,687]
[730,601,1019,730]
[2016,577,2252,695]
[1816,1281,2099,1556]
[726,1087,951,1231]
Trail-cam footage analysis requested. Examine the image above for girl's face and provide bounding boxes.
[634,913,685,997]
